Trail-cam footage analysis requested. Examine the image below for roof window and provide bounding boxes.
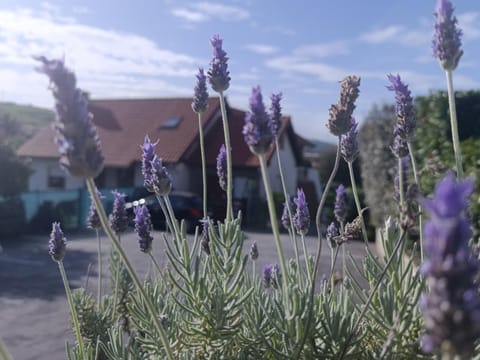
[161,116,182,129]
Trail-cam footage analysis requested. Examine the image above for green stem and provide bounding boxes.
[300,233,311,283]
[295,137,342,358]
[328,244,341,290]
[338,229,406,360]
[86,178,175,360]
[407,143,424,261]
[219,92,233,222]
[198,113,208,219]
[445,70,464,179]
[148,252,167,285]
[348,161,369,244]
[58,261,85,359]
[275,138,302,286]
[0,337,12,360]
[112,236,121,320]
[258,153,288,300]
[163,195,181,236]
[96,229,102,309]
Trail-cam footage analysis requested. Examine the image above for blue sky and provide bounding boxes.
[0,0,479,143]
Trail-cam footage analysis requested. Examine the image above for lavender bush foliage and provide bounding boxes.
[30,1,480,358]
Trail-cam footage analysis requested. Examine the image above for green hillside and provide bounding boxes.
[0,102,54,149]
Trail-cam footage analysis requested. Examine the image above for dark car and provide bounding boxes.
[126,191,204,233]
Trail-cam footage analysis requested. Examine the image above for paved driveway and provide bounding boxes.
[0,229,370,360]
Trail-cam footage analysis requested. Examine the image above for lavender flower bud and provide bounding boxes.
[134,205,153,253]
[200,220,210,255]
[250,241,258,261]
[150,156,172,196]
[109,190,128,235]
[207,34,230,93]
[387,74,416,142]
[263,264,273,288]
[420,173,480,356]
[192,68,209,114]
[433,0,463,71]
[293,188,310,235]
[326,222,340,249]
[334,184,347,224]
[243,86,274,155]
[263,263,281,289]
[342,216,362,243]
[35,57,104,178]
[340,118,359,163]
[327,76,361,136]
[281,196,293,230]
[141,135,157,192]
[270,92,282,137]
[87,190,104,230]
[216,144,227,191]
[49,222,66,262]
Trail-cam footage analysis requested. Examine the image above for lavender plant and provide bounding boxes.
[28,1,480,358]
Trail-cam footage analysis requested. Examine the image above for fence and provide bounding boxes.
[20,187,137,231]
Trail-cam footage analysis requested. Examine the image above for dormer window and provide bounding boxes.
[161,116,182,129]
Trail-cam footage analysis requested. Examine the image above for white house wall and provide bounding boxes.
[28,158,84,191]
[265,136,297,198]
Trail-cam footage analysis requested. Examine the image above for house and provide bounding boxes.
[17,97,320,227]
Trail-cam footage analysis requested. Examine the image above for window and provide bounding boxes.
[161,116,182,129]
[48,175,65,189]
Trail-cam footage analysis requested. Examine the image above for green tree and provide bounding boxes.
[358,104,397,227]
[0,144,30,198]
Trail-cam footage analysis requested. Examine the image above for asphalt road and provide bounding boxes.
[0,228,371,360]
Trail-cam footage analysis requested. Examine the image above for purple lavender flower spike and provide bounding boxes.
[263,264,273,288]
[334,184,347,224]
[87,190,104,230]
[420,173,480,356]
[109,190,128,235]
[134,205,153,253]
[270,92,283,137]
[216,144,227,191]
[35,57,104,178]
[281,196,293,230]
[387,74,416,144]
[340,118,359,163]
[433,0,463,71]
[207,34,230,93]
[326,222,340,249]
[150,156,172,196]
[192,68,209,114]
[141,135,158,193]
[49,222,66,262]
[250,241,259,261]
[327,76,361,136]
[243,86,274,155]
[293,188,310,235]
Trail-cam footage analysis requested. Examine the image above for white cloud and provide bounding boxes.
[0,7,198,106]
[244,44,278,55]
[359,25,430,47]
[265,56,349,83]
[172,2,250,23]
[293,41,349,58]
[458,12,480,40]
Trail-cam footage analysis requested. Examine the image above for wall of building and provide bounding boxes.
[28,158,84,191]
[266,135,298,198]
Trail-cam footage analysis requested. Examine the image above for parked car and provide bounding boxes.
[126,191,205,233]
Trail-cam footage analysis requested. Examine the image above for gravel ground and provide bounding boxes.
[0,228,371,360]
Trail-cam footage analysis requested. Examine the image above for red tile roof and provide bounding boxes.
[17,97,303,168]
[18,97,221,166]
